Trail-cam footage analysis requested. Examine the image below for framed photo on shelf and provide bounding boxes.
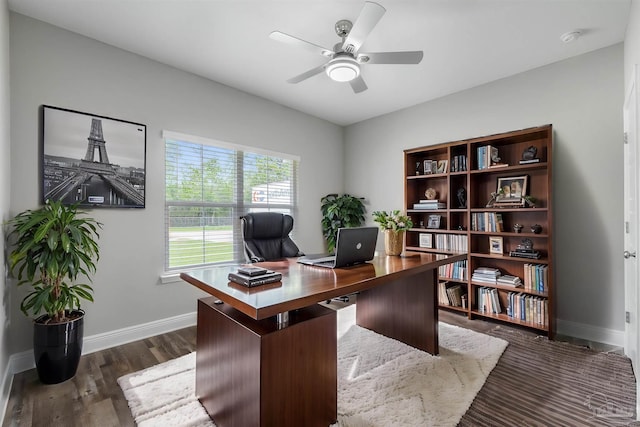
[495,175,528,206]
[437,160,448,174]
[423,160,432,175]
[489,236,504,254]
[423,159,437,175]
[42,105,146,208]
[427,214,441,229]
[419,233,433,248]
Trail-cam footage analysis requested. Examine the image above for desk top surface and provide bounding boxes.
[180,251,466,320]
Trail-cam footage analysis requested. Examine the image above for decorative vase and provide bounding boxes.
[384,230,404,256]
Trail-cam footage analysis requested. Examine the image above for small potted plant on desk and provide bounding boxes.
[7,199,101,384]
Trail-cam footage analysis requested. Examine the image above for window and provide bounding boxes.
[163,131,299,270]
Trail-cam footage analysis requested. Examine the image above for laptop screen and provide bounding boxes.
[333,227,379,267]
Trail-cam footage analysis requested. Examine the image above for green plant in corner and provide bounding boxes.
[8,199,102,324]
[320,194,366,253]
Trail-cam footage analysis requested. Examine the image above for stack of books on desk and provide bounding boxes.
[228,266,282,287]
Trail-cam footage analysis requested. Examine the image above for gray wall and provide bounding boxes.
[1,0,11,403]
[625,1,640,86]
[345,44,625,343]
[8,13,343,354]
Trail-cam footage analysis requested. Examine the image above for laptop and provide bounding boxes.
[297,226,378,268]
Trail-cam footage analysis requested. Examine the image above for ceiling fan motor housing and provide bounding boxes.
[326,54,360,82]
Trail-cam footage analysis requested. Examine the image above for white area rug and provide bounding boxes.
[118,305,508,427]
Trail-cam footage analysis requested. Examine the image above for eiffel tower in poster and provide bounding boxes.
[44,118,145,206]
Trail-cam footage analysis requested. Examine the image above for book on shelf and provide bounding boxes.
[496,275,523,287]
[523,264,548,292]
[439,258,468,281]
[472,267,500,284]
[451,154,467,172]
[507,292,548,325]
[477,287,501,314]
[438,281,450,306]
[471,212,504,232]
[519,158,541,165]
[445,284,465,307]
[413,202,446,209]
[477,145,504,170]
[509,250,541,259]
[228,270,282,287]
[432,234,468,252]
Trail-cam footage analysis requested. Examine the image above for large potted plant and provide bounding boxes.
[7,199,101,384]
[320,194,366,253]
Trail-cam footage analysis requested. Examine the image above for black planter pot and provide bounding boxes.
[33,310,84,384]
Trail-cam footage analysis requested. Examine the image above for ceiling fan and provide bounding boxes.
[269,1,423,93]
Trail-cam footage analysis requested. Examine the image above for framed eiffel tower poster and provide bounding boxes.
[41,105,146,208]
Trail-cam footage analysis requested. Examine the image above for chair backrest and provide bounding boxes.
[240,212,304,262]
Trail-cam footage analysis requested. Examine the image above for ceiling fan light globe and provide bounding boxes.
[326,58,360,82]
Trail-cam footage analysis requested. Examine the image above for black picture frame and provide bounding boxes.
[427,214,441,229]
[41,105,146,208]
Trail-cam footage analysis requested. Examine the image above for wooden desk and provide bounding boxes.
[181,251,466,427]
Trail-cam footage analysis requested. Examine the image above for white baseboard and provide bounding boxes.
[556,318,625,348]
[6,310,197,376]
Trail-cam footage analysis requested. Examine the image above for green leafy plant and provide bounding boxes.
[7,199,102,323]
[320,194,366,253]
[372,210,413,232]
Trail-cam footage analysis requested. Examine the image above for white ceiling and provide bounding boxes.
[8,0,631,126]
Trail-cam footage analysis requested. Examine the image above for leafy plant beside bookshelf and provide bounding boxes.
[320,194,366,253]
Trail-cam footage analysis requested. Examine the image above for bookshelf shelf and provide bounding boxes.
[469,310,549,331]
[441,305,469,314]
[404,124,554,337]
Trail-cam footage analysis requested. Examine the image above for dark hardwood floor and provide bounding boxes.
[1,302,621,427]
[3,327,197,427]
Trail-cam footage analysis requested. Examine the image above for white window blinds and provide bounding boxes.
[164,131,299,270]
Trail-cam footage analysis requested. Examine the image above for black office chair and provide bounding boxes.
[240,212,304,262]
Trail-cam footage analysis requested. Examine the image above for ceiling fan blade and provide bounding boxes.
[287,64,327,84]
[269,31,333,57]
[349,75,368,93]
[342,1,386,55]
[358,51,424,64]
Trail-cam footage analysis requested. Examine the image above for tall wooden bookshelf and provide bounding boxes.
[404,125,554,337]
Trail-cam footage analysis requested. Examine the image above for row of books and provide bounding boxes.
[451,154,468,172]
[419,233,468,252]
[439,259,468,281]
[506,292,548,326]
[523,263,548,293]
[477,287,502,314]
[438,282,467,308]
[471,212,504,232]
